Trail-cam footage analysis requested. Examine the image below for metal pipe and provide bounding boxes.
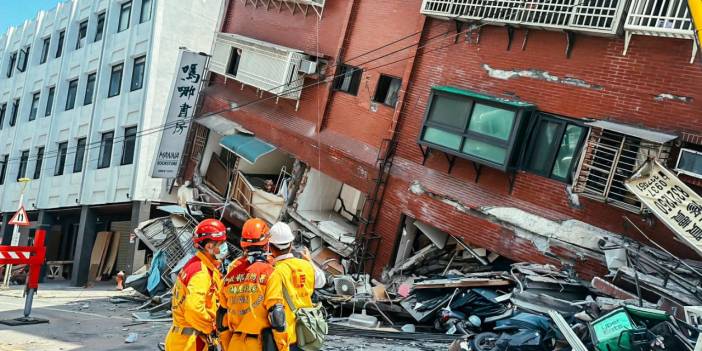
[23,288,35,317]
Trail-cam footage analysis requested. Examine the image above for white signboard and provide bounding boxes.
[625,159,702,257]
[152,50,208,178]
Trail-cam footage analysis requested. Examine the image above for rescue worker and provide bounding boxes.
[220,218,288,351]
[268,222,327,351]
[165,218,228,351]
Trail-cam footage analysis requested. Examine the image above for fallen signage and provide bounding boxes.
[152,49,208,179]
[625,159,702,257]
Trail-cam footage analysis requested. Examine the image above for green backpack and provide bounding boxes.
[282,283,328,351]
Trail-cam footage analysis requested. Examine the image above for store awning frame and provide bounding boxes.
[219,134,276,164]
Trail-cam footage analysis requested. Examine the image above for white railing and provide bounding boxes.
[420,0,628,36]
[624,0,697,62]
[241,0,325,18]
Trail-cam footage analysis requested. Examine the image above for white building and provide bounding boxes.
[0,0,224,285]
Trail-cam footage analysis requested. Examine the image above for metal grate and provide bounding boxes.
[573,128,671,213]
[420,0,627,35]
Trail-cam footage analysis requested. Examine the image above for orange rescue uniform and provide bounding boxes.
[269,256,317,347]
[165,251,222,351]
[220,254,288,351]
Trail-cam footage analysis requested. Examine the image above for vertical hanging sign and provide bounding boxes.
[152,49,208,178]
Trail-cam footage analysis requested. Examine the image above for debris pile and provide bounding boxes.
[317,236,702,350]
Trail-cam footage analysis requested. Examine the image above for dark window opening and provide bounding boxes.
[33,147,44,179]
[333,64,362,95]
[29,92,40,121]
[74,138,87,173]
[226,47,241,77]
[84,73,96,105]
[17,47,29,72]
[140,0,152,23]
[373,75,401,107]
[121,126,137,165]
[76,20,88,49]
[55,142,68,176]
[66,79,78,110]
[0,103,6,129]
[0,155,7,185]
[108,63,123,97]
[7,52,16,77]
[98,131,114,169]
[45,87,55,116]
[131,56,146,91]
[95,13,106,42]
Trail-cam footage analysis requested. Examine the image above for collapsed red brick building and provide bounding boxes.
[183,0,702,280]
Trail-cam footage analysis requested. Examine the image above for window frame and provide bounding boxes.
[29,92,40,121]
[121,126,138,165]
[55,142,68,176]
[226,47,241,77]
[118,1,132,33]
[108,63,124,97]
[333,64,363,96]
[7,52,17,77]
[73,137,87,173]
[521,112,588,183]
[9,99,19,127]
[65,78,79,110]
[33,147,45,179]
[140,0,152,23]
[56,30,65,58]
[417,88,533,171]
[373,74,402,107]
[95,12,106,42]
[16,46,29,72]
[97,131,114,169]
[130,55,146,91]
[0,154,7,185]
[0,103,5,128]
[40,37,51,64]
[76,19,88,50]
[45,87,55,117]
[17,150,29,181]
[84,73,97,105]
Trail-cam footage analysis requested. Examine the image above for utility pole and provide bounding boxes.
[2,178,31,289]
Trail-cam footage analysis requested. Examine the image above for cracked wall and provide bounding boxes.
[482,64,604,90]
[654,93,692,103]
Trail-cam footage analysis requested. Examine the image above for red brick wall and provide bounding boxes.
[370,20,702,276]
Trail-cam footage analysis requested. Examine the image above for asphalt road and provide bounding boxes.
[0,282,449,351]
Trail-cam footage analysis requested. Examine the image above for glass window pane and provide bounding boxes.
[551,125,585,180]
[468,103,515,140]
[140,0,152,23]
[678,151,702,175]
[426,95,471,130]
[421,127,462,151]
[462,139,507,165]
[526,120,560,174]
[74,138,86,173]
[45,87,55,116]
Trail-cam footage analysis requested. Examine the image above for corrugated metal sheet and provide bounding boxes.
[111,221,132,273]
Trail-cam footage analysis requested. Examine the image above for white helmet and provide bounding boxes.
[269,222,295,250]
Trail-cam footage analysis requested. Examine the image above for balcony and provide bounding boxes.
[624,0,698,62]
[240,0,325,18]
[420,0,628,36]
[209,33,315,107]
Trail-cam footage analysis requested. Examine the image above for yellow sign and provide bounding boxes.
[625,160,702,257]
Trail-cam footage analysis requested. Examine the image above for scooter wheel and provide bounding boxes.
[471,332,499,351]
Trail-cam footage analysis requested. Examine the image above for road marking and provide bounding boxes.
[0,301,131,321]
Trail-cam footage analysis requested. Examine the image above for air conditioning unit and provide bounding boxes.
[675,148,702,179]
[298,59,318,75]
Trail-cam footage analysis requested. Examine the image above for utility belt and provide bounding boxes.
[233,331,259,339]
[171,325,201,336]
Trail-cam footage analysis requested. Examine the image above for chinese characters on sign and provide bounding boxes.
[152,50,208,178]
[625,159,702,257]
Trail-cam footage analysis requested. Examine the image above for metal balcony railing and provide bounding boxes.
[241,0,325,18]
[624,0,697,62]
[420,0,628,36]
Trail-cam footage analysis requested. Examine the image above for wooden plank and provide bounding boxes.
[88,232,111,281]
[102,232,120,276]
[96,232,113,279]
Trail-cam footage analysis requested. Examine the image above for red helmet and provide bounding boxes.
[240,218,269,248]
[193,219,227,246]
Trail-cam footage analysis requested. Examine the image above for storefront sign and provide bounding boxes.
[625,159,702,257]
[152,49,208,178]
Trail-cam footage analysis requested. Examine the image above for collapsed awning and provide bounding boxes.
[219,134,276,164]
[585,120,677,144]
[194,114,248,136]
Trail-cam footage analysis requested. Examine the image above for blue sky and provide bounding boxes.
[0,0,64,33]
